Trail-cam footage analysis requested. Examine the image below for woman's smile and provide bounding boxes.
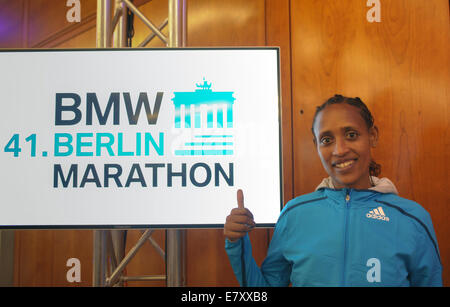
[332,158,358,171]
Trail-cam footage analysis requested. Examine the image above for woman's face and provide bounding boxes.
[313,103,378,190]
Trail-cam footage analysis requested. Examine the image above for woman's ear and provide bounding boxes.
[312,137,319,151]
[369,126,379,148]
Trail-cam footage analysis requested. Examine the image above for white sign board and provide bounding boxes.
[0,48,282,228]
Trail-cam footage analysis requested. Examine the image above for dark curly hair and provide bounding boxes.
[311,94,381,177]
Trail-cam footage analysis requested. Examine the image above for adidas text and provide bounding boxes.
[366,207,389,222]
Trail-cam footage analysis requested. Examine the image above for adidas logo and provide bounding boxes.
[366,206,390,221]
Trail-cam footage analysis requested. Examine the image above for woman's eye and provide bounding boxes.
[346,131,359,139]
[320,136,332,145]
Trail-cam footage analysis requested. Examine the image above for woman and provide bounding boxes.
[224,95,442,286]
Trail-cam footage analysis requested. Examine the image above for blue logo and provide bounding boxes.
[172,79,235,156]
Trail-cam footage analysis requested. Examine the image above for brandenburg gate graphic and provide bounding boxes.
[172,80,235,156]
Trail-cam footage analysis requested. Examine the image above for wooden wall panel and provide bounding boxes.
[14,230,92,286]
[27,0,97,47]
[57,27,96,48]
[290,0,450,285]
[0,0,26,47]
[266,0,293,205]
[187,0,265,47]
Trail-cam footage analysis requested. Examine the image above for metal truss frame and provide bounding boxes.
[93,0,187,287]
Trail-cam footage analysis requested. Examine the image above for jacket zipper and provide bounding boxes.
[342,189,351,286]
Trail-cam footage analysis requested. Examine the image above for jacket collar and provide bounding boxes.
[315,177,399,204]
[315,176,398,195]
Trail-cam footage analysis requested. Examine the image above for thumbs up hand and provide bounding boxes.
[224,189,255,242]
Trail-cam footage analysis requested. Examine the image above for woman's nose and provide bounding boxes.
[332,138,350,156]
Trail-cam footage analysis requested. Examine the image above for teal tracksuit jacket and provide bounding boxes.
[225,182,442,286]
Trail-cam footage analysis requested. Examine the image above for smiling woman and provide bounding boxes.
[311,95,380,190]
[224,94,443,287]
